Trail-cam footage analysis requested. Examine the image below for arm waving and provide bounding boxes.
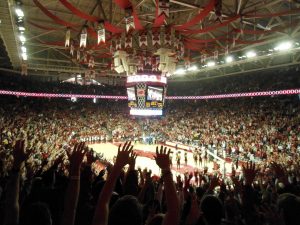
[155,146,180,225]
[4,140,29,225]
[61,142,87,225]
[92,141,133,225]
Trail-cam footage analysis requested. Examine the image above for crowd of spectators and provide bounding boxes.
[0,72,299,225]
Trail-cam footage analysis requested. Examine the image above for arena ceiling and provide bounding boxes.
[0,0,300,81]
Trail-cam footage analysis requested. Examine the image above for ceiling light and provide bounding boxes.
[21,46,26,53]
[15,8,24,17]
[246,51,256,58]
[225,56,233,63]
[174,68,186,75]
[274,41,292,51]
[207,61,216,67]
[71,97,77,102]
[22,52,27,60]
[19,34,26,43]
[187,65,198,71]
[18,26,25,31]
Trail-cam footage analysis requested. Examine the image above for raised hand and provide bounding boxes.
[86,149,95,166]
[270,162,289,185]
[128,151,138,171]
[115,141,133,169]
[13,140,30,170]
[154,146,171,170]
[208,175,220,191]
[242,161,259,185]
[67,142,87,175]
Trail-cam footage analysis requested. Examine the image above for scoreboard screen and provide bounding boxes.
[126,75,166,116]
[147,86,163,101]
[127,87,136,101]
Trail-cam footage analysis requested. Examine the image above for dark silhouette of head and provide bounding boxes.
[108,195,143,225]
[20,202,52,225]
[200,195,223,225]
[277,193,300,225]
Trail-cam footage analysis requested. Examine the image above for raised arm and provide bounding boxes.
[60,142,87,225]
[92,141,133,225]
[154,146,180,225]
[4,140,29,225]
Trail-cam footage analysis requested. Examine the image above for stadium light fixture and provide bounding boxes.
[207,61,216,67]
[18,26,25,31]
[21,46,26,53]
[225,56,233,63]
[187,65,198,71]
[19,34,26,43]
[246,51,256,58]
[274,41,292,51]
[71,97,77,102]
[15,8,24,17]
[21,52,27,60]
[174,68,186,75]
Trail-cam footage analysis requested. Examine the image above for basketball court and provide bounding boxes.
[89,142,236,178]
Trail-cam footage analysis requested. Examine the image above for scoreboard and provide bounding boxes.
[127,75,167,116]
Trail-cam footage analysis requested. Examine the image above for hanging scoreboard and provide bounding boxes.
[126,75,167,116]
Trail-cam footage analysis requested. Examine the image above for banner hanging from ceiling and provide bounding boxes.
[174,0,216,30]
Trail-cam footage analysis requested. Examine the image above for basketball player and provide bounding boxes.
[204,150,208,167]
[169,152,173,167]
[184,152,188,166]
[176,151,181,170]
[198,149,202,167]
[193,150,198,167]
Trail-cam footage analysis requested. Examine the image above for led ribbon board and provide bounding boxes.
[127,75,167,84]
[0,89,299,99]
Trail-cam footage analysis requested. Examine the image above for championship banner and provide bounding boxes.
[97,28,105,44]
[76,50,80,60]
[152,31,161,48]
[165,34,171,48]
[125,16,135,32]
[139,33,147,48]
[80,27,87,48]
[70,41,74,55]
[83,52,88,63]
[158,0,170,17]
[146,56,152,66]
[116,39,122,50]
[125,35,133,49]
[65,27,71,47]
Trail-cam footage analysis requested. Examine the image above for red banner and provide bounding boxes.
[58,0,124,33]
[174,0,216,30]
[59,0,99,22]
[114,0,131,9]
[153,0,165,27]
[114,0,144,30]
[104,22,124,33]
